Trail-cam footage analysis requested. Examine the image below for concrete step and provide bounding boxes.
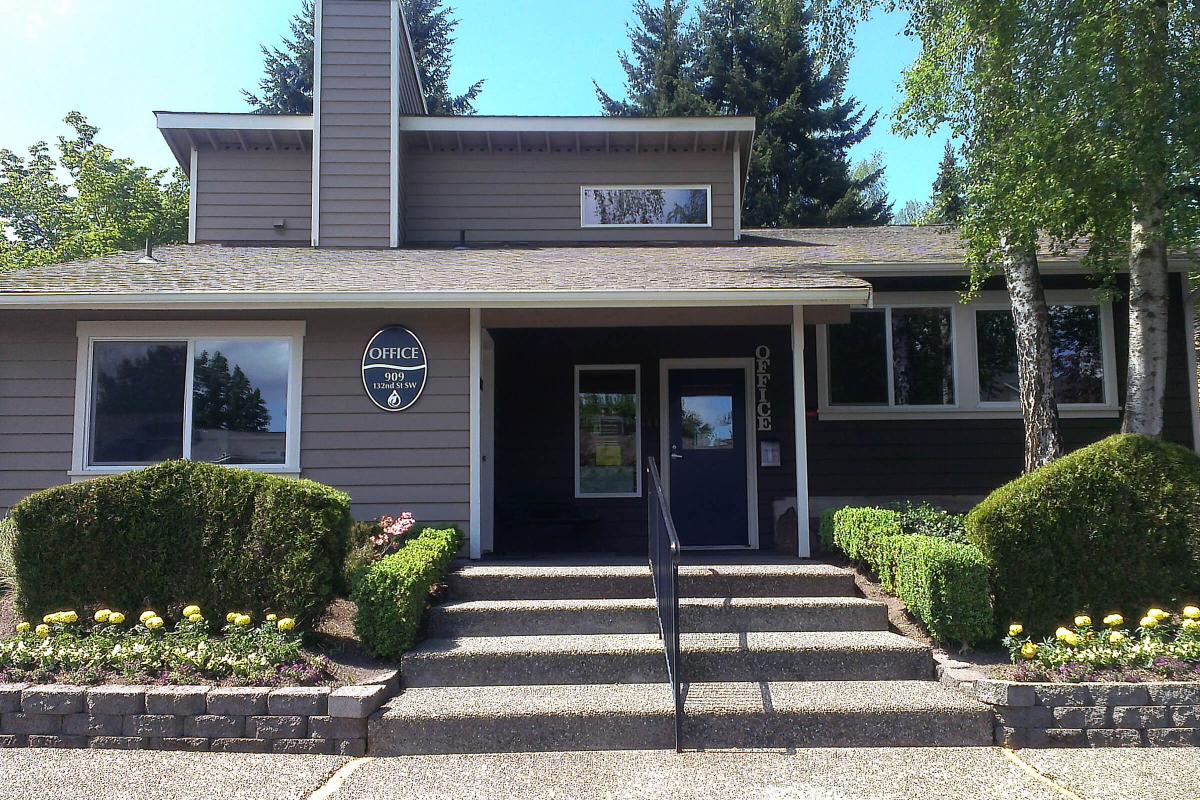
[427,596,890,637]
[367,680,991,755]
[447,563,858,601]
[402,631,933,687]
[683,680,994,748]
[369,683,676,755]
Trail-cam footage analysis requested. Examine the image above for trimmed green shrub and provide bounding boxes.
[827,506,993,645]
[0,517,16,593]
[351,525,463,659]
[817,509,838,552]
[894,502,968,543]
[882,535,994,644]
[966,433,1200,636]
[11,461,352,625]
[340,520,383,595]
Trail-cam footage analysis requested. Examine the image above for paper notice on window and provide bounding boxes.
[595,444,622,467]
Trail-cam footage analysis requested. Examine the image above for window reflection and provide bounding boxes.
[90,342,187,465]
[892,307,955,405]
[191,340,290,465]
[681,395,734,449]
[577,368,639,495]
[976,306,1104,404]
[582,187,709,226]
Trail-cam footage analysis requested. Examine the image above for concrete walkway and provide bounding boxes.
[0,746,1196,800]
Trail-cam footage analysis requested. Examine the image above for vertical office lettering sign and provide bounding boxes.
[362,327,428,411]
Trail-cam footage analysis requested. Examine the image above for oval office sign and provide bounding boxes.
[362,326,428,411]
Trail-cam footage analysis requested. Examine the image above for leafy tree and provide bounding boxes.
[594,0,710,116]
[894,199,932,225]
[696,0,892,226]
[244,0,483,115]
[0,113,188,271]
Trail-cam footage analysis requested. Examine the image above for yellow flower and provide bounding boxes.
[15,622,30,634]
[266,614,278,623]
[234,614,252,627]
[35,624,50,639]
[61,610,78,624]
[1055,627,1072,642]
[1108,631,1126,645]
[108,612,126,625]
[1140,616,1159,629]
[139,610,157,624]
[1147,608,1169,621]
[1020,642,1038,660]
[187,613,204,624]
[183,605,201,618]
[226,612,238,624]
[144,616,164,631]
[1074,615,1092,628]
[1180,619,1199,631]
[1062,632,1082,647]
[276,617,296,632]
[42,613,54,624]
[94,609,111,624]
[1103,614,1124,627]
[1183,606,1200,621]
[1008,623,1024,637]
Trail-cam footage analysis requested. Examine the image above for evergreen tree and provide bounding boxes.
[695,0,891,226]
[244,0,483,115]
[404,0,485,114]
[244,1,315,114]
[928,141,965,224]
[594,0,710,116]
[192,351,271,433]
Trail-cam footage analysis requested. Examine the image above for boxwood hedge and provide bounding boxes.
[351,525,463,659]
[965,433,1200,636]
[824,506,993,645]
[10,460,352,625]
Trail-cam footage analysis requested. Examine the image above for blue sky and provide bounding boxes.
[0,0,947,209]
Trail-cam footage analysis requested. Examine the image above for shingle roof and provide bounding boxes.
[0,226,1099,304]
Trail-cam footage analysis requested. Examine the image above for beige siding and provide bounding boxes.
[319,0,393,247]
[403,150,737,243]
[195,149,312,244]
[0,310,470,527]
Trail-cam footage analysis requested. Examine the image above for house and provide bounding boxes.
[1,0,1196,563]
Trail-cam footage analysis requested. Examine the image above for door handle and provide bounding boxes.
[670,453,684,460]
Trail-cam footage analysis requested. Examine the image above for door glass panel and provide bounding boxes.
[681,395,734,449]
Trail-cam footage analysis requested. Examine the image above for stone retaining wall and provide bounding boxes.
[0,673,396,754]
[941,664,1200,748]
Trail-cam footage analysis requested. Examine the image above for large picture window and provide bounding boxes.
[580,186,711,227]
[75,322,304,474]
[976,305,1106,405]
[827,307,955,407]
[817,292,1117,419]
[575,365,641,497]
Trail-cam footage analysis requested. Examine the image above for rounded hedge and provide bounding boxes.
[10,461,352,626]
[965,434,1200,636]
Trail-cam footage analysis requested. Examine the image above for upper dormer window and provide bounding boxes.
[580,185,712,228]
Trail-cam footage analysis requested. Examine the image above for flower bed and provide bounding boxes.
[1003,607,1200,683]
[1,605,335,687]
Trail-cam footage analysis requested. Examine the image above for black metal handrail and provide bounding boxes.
[646,457,682,752]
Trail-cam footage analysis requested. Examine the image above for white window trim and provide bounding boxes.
[574,364,642,499]
[579,185,713,229]
[72,321,306,477]
[816,291,1120,420]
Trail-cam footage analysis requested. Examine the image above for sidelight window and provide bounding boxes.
[575,365,641,497]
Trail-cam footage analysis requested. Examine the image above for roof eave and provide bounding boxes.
[0,286,870,311]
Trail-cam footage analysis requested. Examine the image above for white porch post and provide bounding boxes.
[792,305,811,557]
[469,307,483,558]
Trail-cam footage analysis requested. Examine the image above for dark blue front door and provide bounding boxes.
[666,368,749,547]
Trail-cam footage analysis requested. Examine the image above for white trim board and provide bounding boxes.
[573,364,643,499]
[311,0,324,247]
[658,357,760,551]
[155,113,314,132]
[468,307,483,559]
[72,320,306,477]
[389,0,401,249]
[187,148,198,245]
[791,305,810,558]
[397,116,756,134]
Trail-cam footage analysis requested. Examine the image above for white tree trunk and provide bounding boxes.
[1000,234,1062,471]
[1122,177,1170,438]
